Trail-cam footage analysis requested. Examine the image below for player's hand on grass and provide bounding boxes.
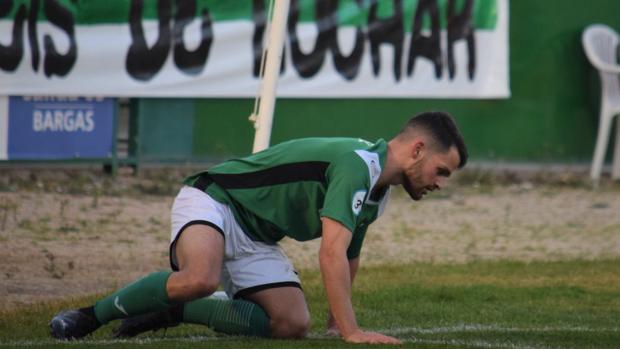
[344,329,402,344]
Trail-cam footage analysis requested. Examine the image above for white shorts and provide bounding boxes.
[170,186,301,298]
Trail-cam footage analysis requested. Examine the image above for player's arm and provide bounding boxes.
[326,256,358,336]
[319,217,401,345]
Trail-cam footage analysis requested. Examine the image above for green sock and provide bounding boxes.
[183,298,271,337]
[93,271,172,324]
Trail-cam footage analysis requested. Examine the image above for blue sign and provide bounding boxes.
[7,96,115,159]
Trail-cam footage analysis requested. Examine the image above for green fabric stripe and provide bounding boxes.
[2,0,497,30]
[183,298,271,337]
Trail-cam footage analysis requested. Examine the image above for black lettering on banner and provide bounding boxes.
[326,0,364,81]
[447,0,475,80]
[28,0,40,71]
[0,0,76,77]
[0,0,26,71]
[287,0,330,78]
[126,0,213,81]
[368,0,404,81]
[252,0,266,77]
[0,0,480,83]
[407,0,442,78]
[173,0,212,75]
[250,0,287,77]
[126,0,172,81]
[43,0,77,77]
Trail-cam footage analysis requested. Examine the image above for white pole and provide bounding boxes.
[0,96,8,160]
[251,0,290,153]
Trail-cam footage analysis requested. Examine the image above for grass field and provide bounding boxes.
[1,260,619,349]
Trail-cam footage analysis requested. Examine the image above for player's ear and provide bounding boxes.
[411,140,426,160]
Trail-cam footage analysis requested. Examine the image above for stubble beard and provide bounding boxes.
[402,174,423,201]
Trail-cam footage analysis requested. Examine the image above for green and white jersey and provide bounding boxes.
[184,137,391,259]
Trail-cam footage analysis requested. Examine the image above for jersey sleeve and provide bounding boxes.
[346,224,368,259]
[321,154,370,235]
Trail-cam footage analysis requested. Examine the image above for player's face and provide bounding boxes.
[402,146,460,201]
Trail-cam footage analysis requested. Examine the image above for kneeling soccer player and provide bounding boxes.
[50,111,467,345]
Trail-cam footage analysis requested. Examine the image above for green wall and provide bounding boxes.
[134,0,618,164]
[131,99,196,161]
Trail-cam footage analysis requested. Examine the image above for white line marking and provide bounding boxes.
[0,336,234,347]
[405,338,552,349]
[1,324,618,347]
[377,324,620,334]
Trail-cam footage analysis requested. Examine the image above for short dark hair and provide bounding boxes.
[400,111,468,168]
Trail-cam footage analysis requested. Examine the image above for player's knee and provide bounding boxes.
[270,311,310,339]
[183,275,219,299]
[168,268,221,301]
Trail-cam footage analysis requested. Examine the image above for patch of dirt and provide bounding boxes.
[1,169,619,310]
[281,183,620,268]
[0,192,172,310]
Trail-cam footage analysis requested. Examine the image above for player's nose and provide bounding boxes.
[434,178,446,190]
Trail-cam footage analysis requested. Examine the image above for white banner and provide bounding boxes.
[0,0,509,98]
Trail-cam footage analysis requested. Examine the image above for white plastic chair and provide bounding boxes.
[582,24,620,185]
